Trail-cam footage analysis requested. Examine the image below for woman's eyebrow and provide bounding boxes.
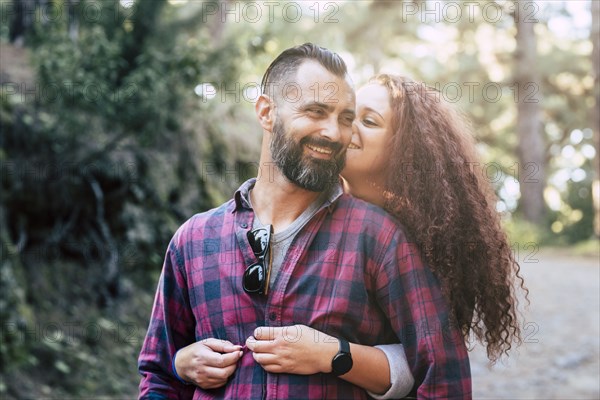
[360,106,384,119]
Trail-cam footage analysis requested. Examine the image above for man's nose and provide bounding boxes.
[351,120,359,136]
[319,115,349,145]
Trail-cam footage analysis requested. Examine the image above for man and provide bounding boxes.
[138,43,471,399]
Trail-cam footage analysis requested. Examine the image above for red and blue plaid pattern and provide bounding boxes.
[138,179,471,399]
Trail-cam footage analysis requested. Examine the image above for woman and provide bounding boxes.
[174,74,527,397]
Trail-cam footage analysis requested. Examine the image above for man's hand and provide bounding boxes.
[174,338,243,389]
[246,325,338,375]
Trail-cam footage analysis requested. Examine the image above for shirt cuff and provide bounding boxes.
[367,343,414,399]
[172,349,191,385]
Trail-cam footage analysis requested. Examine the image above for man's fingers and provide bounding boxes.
[205,364,237,381]
[245,336,260,352]
[202,338,242,353]
[252,352,279,366]
[246,337,279,354]
[203,349,243,368]
[222,363,238,379]
[219,350,243,367]
[253,326,282,340]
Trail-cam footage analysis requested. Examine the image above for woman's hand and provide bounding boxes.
[245,324,339,375]
[174,338,243,389]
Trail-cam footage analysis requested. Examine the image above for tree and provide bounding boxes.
[1,0,248,396]
[591,0,600,237]
[514,1,546,224]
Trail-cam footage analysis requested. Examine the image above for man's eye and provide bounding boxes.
[308,108,324,116]
[341,116,355,126]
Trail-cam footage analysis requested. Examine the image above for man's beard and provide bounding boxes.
[270,119,346,192]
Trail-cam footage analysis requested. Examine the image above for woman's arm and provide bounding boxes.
[370,344,415,399]
[342,341,393,394]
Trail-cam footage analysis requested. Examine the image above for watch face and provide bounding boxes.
[332,353,353,375]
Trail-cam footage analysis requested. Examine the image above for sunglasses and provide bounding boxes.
[243,225,273,295]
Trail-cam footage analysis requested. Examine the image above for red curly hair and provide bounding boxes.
[371,74,527,361]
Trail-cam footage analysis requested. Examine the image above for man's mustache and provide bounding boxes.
[300,137,344,155]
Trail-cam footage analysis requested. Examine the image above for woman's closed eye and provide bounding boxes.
[362,117,378,127]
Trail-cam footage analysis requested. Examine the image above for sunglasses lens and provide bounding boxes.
[243,262,265,293]
[244,225,272,295]
[247,227,270,258]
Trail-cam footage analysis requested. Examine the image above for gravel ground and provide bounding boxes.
[470,249,600,399]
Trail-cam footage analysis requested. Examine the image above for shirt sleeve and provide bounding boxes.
[367,344,414,399]
[138,233,196,399]
[375,236,472,399]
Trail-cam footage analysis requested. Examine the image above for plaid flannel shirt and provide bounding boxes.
[138,179,471,399]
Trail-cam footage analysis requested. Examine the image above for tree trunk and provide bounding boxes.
[208,0,228,45]
[591,0,600,237]
[514,3,546,224]
[68,0,80,42]
[9,0,28,46]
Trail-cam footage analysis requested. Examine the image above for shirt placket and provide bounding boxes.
[233,208,269,399]
[262,209,327,400]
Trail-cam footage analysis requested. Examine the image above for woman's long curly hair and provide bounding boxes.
[371,74,528,362]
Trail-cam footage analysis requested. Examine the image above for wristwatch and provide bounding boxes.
[331,338,353,376]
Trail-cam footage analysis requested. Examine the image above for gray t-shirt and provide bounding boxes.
[250,189,329,286]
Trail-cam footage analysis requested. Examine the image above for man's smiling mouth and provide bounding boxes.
[306,144,334,155]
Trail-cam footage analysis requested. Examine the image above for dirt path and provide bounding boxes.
[470,249,600,399]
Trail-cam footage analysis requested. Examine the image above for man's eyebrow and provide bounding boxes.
[342,109,356,119]
[300,102,356,117]
[300,101,333,111]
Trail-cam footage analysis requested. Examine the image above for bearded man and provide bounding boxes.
[138,43,470,400]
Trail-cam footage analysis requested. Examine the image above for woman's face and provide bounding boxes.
[342,83,394,187]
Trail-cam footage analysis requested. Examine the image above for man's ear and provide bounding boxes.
[255,94,275,131]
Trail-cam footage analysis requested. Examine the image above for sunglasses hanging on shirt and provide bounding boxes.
[243,225,273,295]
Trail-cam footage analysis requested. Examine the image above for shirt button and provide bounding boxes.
[240,223,248,228]
[269,312,277,321]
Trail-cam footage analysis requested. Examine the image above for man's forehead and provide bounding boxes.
[280,60,355,107]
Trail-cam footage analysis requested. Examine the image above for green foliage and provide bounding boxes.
[559,180,595,243]
[1,0,252,396]
[1,0,597,397]
[503,217,544,246]
[572,238,600,257]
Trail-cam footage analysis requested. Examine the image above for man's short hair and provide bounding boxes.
[260,43,349,101]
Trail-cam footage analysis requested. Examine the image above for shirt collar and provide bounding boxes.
[232,178,343,214]
[232,178,256,211]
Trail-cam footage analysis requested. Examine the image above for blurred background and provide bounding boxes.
[0,0,598,398]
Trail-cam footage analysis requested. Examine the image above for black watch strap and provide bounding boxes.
[331,338,353,376]
[339,337,350,354]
